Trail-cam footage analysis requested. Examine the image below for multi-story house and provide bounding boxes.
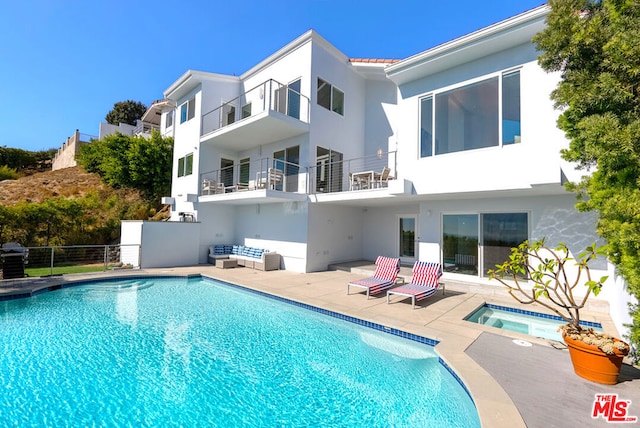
[121,5,632,337]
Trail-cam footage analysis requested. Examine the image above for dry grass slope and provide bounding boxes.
[0,166,139,206]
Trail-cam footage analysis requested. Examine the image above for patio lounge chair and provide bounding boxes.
[386,261,444,309]
[347,256,400,298]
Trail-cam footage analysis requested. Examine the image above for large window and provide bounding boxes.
[177,153,193,177]
[420,70,520,157]
[180,97,196,124]
[317,78,344,116]
[443,212,528,277]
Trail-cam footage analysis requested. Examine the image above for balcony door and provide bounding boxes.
[316,147,343,193]
[274,146,299,192]
[220,158,234,188]
[398,215,418,265]
[287,79,301,119]
[275,79,301,120]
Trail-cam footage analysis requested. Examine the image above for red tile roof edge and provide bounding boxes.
[349,58,401,64]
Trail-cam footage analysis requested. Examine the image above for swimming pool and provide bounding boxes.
[465,304,603,342]
[0,276,480,427]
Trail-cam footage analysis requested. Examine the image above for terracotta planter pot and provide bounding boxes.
[563,333,627,385]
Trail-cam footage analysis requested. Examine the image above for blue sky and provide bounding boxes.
[0,0,545,152]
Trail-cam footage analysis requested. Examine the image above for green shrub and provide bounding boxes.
[0,165,19,181]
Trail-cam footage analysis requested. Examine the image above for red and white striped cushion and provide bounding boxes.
[411,261,442,287]
[373,256,400,281]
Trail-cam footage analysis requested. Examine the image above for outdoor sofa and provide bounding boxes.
[208,245,280,271]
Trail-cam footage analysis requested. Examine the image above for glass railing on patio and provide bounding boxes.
[308,151,397,194]
[200,157,303,195]
[201,79,311,137]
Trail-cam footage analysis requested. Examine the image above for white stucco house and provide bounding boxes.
[121,5,634,337]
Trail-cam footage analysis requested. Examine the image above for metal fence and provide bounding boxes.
[3,244,141,278]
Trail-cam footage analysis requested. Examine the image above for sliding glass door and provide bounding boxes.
[443,215,479,275]
[442,212,528,277]
[481,213,528,275]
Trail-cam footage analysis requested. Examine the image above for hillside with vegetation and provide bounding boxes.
[0,166,160,247]
[0,130,173,247]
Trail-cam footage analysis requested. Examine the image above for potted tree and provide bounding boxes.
[488,238,630,385]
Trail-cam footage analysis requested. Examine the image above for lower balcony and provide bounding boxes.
[198,151,403,205]
[199,157,308,205]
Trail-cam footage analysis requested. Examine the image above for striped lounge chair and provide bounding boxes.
[347,256,400,298]
[386,261,444,309]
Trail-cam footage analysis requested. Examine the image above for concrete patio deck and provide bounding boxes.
[1,263,639,427]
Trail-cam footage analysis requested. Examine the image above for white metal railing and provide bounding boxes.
[308,151,397,194]
[133,122,160,135]
[201,79,311,137]
[200,157,303,195]
[0,244,141,282]
[198,151,397,197]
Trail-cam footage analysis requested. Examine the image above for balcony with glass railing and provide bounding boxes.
[200,79,310,151]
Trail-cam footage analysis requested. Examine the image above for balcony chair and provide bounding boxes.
[202,179,224,195]
[257,168,284,190]
[375,167,391,188]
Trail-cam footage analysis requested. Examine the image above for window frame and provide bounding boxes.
[166,110,174,129]
[419,68,521,158]
[317,77,344,116]
[180,97,196,124]
[177,153,194,177]
[441,211,529,278]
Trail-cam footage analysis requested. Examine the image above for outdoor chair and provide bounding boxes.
[386,261,444,309]
[202,179,224,195]
[257,168,284,190]
[347,256,401,298]
[375,166,391,188]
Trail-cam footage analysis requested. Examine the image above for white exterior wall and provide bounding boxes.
[120,221,143,267]
[395,43,571,195]
[306,204,365,272]
[196,203,237,263]
[120,220,201,268]
[364,78,398,157]
[309,44,367,165]
[360,204,421,262]
[171,86,203,219]
[236,202,309,272]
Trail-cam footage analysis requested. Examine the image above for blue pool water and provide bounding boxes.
[0,276,479,427]
[466,304,603,342]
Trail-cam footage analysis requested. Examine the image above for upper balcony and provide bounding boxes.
[200,79,310,151]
